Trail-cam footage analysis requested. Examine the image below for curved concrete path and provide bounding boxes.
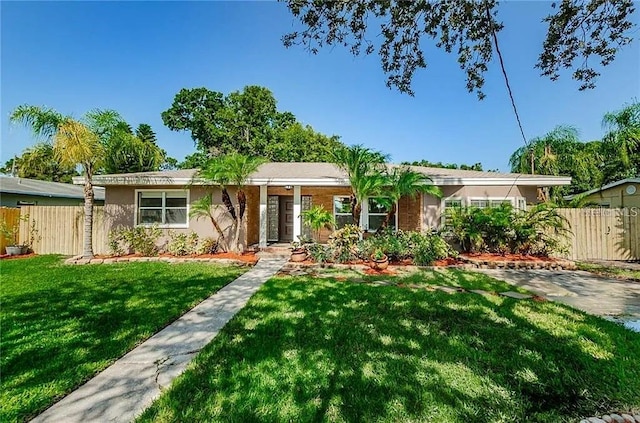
[31,258,287,423]
[478,269,640,324]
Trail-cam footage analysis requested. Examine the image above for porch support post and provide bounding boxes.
[259,185,267,248]
[293,185,301,241]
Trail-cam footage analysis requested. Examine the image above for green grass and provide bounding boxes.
[138,269,640,423]
[0,255,245,423]
[577,261,640,282]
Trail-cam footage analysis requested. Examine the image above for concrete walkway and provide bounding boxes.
[31,258,287,423]
[478,269,640,322]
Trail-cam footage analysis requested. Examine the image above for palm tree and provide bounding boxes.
[301,205,335,241]
[376,166,442,233]
[188,192,228,252]
[602,101,640,181]
[333,144,389,225]
[10,105,116,259]
[197,153,266,252]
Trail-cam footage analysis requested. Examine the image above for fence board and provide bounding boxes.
[0,207,22,254]
[557,208,639,261]
[18,206,109,255]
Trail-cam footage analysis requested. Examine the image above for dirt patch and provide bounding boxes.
[0,253,36,260]
[363,268,397,276]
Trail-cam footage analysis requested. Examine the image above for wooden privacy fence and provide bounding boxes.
[557,208,639,261]
[18,206,109,255]
[0,207,22,254]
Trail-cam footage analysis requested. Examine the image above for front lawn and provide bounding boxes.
[138,269,640,422]
[0,255,246,423]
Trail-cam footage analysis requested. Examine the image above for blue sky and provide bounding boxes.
[1,1,638,172]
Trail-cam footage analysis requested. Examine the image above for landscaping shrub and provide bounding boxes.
[108,225,162,256]
[307,242,331,264]
[410,231,457,265]
[196,237,219,255]
[327,224,362,263]
[359,228,413,261]
[444,203,569,256]
[167,231,199,256]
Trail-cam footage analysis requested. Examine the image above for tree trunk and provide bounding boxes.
[222,188,237,220]
[209,215,228,252]
[238,189,246,220]
[82,168,94,259]
[351,194,360,226]
[377,203,397,234]
[232,189,246,253]
[233,214,242,253]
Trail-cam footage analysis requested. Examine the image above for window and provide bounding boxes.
[366,197,394,231]
[517,198,526,210]
[489,199,512,208]
[442,198,462,226]
[137,190,188,226]
[334,196,353,229]
[469,199,488,208]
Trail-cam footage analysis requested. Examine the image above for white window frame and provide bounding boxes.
[134,189,190,228]
[467,197,516,209]
[333,196,354,229]
[362,197,398,233]
[440,196,464,226]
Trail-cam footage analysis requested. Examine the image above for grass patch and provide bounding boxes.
[577,262,640,282]
[138,270,640,422]
[0,255,245,423]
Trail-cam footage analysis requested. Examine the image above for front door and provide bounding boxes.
[279,196,294,242]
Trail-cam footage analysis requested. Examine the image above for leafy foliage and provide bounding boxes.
[358,228,455,265]
[108,225,162,256]
[327,224,363,263]
[283,1,636,97]
[444,203,570,256]
[403,160,485,171]
[0,143,78,182]
[167,231,200,256]
[188,192,228,252]
[163,86,345,162]
[301,205,335,241]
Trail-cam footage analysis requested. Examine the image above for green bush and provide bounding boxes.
[196,237,219,255]
[167,231,199,256]
[307,243,331,264]
[410,231,457,265]
[327,224,362,263]
[444,203,569,256]
[108,226,162,256]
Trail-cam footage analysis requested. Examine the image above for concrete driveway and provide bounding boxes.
[478,269,640,330]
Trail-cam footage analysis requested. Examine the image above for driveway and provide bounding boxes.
[477,269,640,330]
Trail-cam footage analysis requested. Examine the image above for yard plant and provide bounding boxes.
[138,270,640,422]
[0,255,245,422]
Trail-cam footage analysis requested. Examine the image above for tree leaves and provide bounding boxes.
[282,0,635,97]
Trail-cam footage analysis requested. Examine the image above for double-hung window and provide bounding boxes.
[137,190,188,227]
[334,196,353,229]
[366,197,394,232]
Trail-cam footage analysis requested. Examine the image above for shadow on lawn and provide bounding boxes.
[1,258,242,422]
[139,275,640,422]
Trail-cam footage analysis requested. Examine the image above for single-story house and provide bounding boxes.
[78,163,570,251]
[0,176,105,207]
[566,177,640,208]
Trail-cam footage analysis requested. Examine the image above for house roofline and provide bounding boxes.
[565,177,640,199]
[79,175,571,187]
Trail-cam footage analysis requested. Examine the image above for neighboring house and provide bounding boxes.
[79,163,570,251]
[0,176,105,207]
[566,178,640,208]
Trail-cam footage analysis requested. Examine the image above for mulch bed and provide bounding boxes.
[461,253,559,263]
[0,253,36,260]
[93,252,258,264]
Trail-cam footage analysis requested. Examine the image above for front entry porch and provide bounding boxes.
[259,186,308,247]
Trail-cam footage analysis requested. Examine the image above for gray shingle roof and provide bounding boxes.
[0,176,105,200]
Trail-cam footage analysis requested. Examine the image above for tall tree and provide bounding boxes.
[10,105,113,258]
[135,124,158,145]
[282,1,635,97]
[377,166,442,232]
[163,86,345,162]
[601,101,640,182]
[196,154,266,252]
[405,160,484,171]
[1,143,78,182]
[333,145,389,225]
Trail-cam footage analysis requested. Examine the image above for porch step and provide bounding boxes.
[257,251,291,259]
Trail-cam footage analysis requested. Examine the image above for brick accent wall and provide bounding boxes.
[245,186,260,247]
[398,195,422,232]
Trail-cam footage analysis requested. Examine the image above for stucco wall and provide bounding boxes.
[104,185,248,251]
[423,185,539,230]
[585,182,640,208]
[0,193,104,207]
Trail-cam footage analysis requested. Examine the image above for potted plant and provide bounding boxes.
[290,235,310,262]
[0,215,26,256]
[370,248,389,270]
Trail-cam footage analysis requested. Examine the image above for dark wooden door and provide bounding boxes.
[279,196,294,242]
